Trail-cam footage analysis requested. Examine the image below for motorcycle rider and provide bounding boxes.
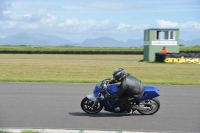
[105,68,145,115]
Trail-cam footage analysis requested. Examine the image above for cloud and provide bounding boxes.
[156,20,179,28]
[156,20,200,30]
[9,2,30,9]
[0,8,57,31]
[88,2,127,11]
[40,13,57,24]
[116,23,149,33]
[0,1,17,20]
[0,1,8,11]
[23,14,32,18]
[63,5,83,11]
[116,23,132,30]
[87,1,200,12]
[1,0,200,42]
[180,21,200,30]
[156,20,200,39]
[0,20,16,29]
[58,19,110,32]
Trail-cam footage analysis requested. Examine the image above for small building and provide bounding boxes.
[143,28,180,61]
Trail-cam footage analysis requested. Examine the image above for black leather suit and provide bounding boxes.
[106,74,144,111]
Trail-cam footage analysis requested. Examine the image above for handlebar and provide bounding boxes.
[96,78,112,96]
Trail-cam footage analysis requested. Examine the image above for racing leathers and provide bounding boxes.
[105,74,144,111]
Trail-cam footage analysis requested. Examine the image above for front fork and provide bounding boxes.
[91,99,98,108]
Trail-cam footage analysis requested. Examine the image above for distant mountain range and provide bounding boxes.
[180,38,200,46]
[0,32,78,46]
[0,32,199,47]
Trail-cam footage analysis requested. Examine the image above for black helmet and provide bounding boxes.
[112,68,126,81]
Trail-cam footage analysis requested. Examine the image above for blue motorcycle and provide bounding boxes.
[81,79,160,115]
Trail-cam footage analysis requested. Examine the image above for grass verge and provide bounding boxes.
[0,54,199,85]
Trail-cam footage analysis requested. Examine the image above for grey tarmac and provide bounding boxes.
[0,82,199,133]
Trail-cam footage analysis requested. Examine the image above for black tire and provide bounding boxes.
[137,98,160,115]
[81,97,103,114]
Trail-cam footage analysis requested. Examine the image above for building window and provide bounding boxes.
[156,30,175,40]
[169,31,175,40]
[144,30,149,41]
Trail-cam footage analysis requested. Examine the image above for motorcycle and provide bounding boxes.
[81,78,160,115]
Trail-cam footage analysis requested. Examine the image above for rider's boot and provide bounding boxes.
[126,109,133,115]
[123,104,135,115]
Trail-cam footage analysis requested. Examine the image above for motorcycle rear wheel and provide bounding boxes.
[81,97,103,114]
[137,98,160,115]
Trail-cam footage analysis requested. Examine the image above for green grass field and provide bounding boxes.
[0,54,199,85]
[0,45,142,51]
[0,45,200,51]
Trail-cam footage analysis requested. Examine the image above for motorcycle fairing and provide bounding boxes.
[87,94,96,101]
[87,93,125,113]
[94,84,159,100]
[93,85,104,98]
[107,84,160,101]
[93,84,126,113]
[140,86,160,101]
[107,84,120,94]
[92,83,159,113]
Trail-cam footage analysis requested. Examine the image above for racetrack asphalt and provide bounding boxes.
[0,82,199,133]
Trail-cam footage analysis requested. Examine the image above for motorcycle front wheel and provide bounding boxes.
[81,97,103,114]
[137,98,160,115]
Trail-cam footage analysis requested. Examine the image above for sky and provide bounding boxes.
[0,0,200,42]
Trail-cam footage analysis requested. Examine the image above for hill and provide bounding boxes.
[0,32,78,46]
[0,32,199,47]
